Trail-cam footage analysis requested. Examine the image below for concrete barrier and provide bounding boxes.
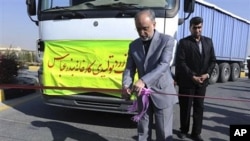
[240,71,247,78]
[0,75,38,102]
[0,89,4,102]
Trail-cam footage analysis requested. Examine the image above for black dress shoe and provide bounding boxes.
[190,134,204,141]
[177,132,187,139]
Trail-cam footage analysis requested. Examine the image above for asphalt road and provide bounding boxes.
[0,78,250,141]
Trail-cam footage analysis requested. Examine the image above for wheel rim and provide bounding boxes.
[224,67,230,79]
[233,67,239,76]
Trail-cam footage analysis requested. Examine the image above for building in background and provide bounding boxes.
[0,45,39,66]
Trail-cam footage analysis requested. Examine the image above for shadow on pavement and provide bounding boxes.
[32,120,108,141]
[5,92,137,129]
[4,87,36,100]
[203,102,250,139]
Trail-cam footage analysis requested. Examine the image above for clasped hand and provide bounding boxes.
[122,79,145,100]
[192,74,209,84]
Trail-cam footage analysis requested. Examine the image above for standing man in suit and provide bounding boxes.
[175,17,216,141]
[122,9,178,141]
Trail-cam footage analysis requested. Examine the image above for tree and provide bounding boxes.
[0,51,18,84]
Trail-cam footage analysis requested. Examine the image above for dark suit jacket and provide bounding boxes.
[122,30,178,109]
[175,35,216,88]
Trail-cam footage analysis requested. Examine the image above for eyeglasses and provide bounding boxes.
[192,26,202,29]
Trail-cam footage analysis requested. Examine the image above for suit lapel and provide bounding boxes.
[188,36,202,59]
[194,43,202,57]
[144,31,160,70]
[201,38,207,62]
[136,40,145,57]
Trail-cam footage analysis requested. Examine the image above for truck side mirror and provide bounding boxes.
[26,0,36,16]
[184,0,195,13]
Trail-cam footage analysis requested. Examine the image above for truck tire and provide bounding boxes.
[209,63,219,84]
[218,63,231,83]
[229,63,240,81]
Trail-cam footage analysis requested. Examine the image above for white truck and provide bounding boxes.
[26,0,195,113]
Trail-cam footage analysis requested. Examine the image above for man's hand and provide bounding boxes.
[192,76,203,84]
[132,79,145,96]
[192,74,209,84]
[122,86,131,100]
[200,73,209,82]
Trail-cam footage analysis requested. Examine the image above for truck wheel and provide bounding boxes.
[218,63,231,83]
[229,63,240,81]
[209,63,219,84]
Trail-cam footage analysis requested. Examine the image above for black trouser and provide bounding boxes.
[248,66,250,78]
[178,86,206,135]
[248,69,250,78]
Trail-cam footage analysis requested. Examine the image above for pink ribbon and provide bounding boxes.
[127,88,152,122]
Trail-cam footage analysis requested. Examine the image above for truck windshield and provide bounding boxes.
[41,0,176,11]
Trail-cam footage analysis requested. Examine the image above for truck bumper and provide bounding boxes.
[42,94,136,114]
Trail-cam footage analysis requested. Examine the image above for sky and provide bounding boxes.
[0,0,250,51]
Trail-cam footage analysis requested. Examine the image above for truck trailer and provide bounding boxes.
[177,0,250,84]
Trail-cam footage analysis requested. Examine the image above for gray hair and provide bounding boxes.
[135,9,155,22]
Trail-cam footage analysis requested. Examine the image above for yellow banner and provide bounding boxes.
[43,40,130,96]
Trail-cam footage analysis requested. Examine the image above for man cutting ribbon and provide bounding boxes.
[122,9,178,141]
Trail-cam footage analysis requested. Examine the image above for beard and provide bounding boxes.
[140,36,152,41]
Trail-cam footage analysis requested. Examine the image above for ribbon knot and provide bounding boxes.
[127,88,152,122]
